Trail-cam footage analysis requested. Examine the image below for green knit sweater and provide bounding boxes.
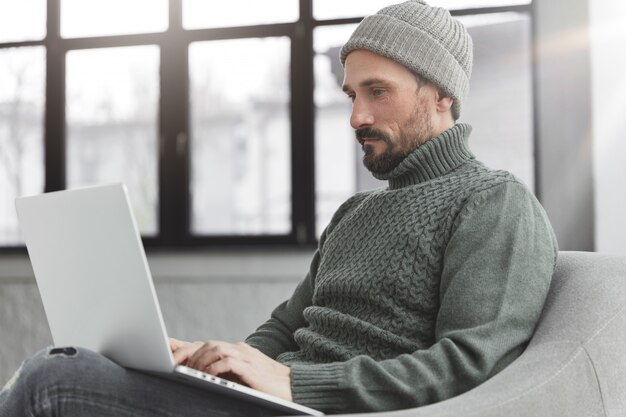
[245,123,558,414]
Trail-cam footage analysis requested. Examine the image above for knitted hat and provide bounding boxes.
[340,0,473,120]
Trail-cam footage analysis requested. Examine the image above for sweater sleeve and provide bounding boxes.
[287,181,558,414]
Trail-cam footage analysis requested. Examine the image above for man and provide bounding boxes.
[0,1,557,416]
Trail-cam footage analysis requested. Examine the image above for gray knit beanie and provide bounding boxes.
[340,0,473,120]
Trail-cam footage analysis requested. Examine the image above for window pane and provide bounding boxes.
[190,37,291,235]
[183,0,298,29]
[314,13,534,237]
[61,0,168,38]
[459,12,534,190]
[0,47,45,245]
[0,0,46,43]
[314,0,395,20]
[313,0,531,20]
[66,46,159,236]
[314,24,385,236]
[430,0,531,9]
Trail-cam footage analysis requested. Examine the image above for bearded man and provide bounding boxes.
[0,1,557,416]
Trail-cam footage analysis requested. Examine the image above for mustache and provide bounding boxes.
[355,127,392,146]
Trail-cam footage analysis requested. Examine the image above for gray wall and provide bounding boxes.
[534,0,595,251]
[0,250,314,384]
[591,0,626,255]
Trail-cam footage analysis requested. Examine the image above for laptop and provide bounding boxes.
[15,183,323,417]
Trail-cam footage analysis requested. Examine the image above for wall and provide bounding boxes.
[534,0,595,251]
[0,250,314,384]
[590,1,626,255]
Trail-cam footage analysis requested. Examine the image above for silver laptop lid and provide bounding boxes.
[16,184,175,373]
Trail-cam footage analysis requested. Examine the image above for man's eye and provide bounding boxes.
[372,89,385,96]
[347,95,355,102]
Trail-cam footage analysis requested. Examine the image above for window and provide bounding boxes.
[183,0,298,29]
[60,0,168,38]
[0,0,46,43]
[0,0,536,248]
[189,37,291,235]
[459,13,534,189]
[0,47,45,245]
[66,46,160,235]
[313,0,531,20]
[313,10,535,236]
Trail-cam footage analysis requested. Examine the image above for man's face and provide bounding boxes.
[342,50,437,174]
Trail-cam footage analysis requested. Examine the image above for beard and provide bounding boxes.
[356,100,434,175]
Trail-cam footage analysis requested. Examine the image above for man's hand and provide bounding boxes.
[170,337,204,364]
[169,338,292,401]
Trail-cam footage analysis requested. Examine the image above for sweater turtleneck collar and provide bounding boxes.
[373,123,475,190]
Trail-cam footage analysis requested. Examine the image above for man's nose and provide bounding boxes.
[350,98,375,130]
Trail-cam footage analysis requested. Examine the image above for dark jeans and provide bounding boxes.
[0,347,287,417]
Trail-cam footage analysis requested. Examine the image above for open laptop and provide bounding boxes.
[15,183,323,417]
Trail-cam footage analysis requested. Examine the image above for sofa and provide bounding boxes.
[329,251,626,417]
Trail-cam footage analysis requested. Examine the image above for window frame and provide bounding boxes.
[0,0,537,251]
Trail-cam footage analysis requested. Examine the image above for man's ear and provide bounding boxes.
[435,89,454,114]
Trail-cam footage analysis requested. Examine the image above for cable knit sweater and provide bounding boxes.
[245,123,558,414]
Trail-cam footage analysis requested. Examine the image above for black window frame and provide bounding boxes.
[0,0,537,252]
